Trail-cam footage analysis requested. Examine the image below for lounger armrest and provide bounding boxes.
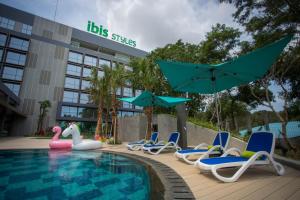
[135,139,145,144]
[144,140,155,145]
[169,142,181,150]
[194,143,209,149]
[195,145,222,161]
[247,151,273,163]
[156,140,165,145]
[222,147,242,157]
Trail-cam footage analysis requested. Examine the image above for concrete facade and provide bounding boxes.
[118,115,147,142]
[9,16,73,135]
[119,114,247,150]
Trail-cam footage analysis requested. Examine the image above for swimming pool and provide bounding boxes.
[0,150,155,200]
[239,121,300,138]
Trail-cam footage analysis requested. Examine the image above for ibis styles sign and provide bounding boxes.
[87,20,136,48]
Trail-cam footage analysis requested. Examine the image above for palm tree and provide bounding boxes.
[104,91,112,138]
[129,58,162,139]
[110,64,127,143]
[89,66,111,139]
[36,100,51,135]
[103,67,112,138]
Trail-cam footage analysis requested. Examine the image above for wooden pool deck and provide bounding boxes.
[1,137,300,199]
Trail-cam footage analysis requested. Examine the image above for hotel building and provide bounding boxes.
[0,3,147,136]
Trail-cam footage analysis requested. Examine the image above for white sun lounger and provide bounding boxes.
[127,132,159,151]
[142,132,181,155]
[195,131,285,183]
[174,131,230,164]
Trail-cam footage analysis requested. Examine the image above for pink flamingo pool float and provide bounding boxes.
[49,126,72,149]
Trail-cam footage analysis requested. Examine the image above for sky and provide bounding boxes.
[0,0,240,51]
[0,0,285,111]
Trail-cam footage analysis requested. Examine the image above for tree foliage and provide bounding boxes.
[221,0,300,151]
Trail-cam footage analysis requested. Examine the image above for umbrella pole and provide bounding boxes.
[212,72,222,149]
[215,92,220,130]
[215,92,223,151]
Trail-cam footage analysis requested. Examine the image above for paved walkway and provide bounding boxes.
[1,137,300,199]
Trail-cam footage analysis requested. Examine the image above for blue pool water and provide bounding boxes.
[0,150,151,200]
[239,121,300,138]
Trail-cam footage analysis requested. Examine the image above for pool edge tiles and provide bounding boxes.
[102,150,196,200]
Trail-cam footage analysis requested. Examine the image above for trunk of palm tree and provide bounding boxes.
[144,106,153,140]
[105,108,110,138]
[36,107,43,135]
[95,98,103,139]
[37,109,46,136]
[112,93,118,143]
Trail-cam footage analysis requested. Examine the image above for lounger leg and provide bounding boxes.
[269,157,285,175]
[148,145,178,155]
[211,163,250,183]
[132,145,142,151]
[182,155,196,165]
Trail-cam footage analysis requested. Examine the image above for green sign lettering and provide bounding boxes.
[87,20,136,48]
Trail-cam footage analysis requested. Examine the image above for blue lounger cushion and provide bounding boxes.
[144,132,179,148]
[200,157,249,165]
[177,149,209,154]
[128,132,159,146]
[143,144,165,148]
[128,141,145,145]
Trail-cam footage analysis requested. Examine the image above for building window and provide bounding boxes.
[135,89,142,96]
[21,24,32,35]
[0,34,6,46]
[118,111,122,117]
[135,106,143,110]
[64,77,80,89]
[81,80,90,90]
[0,17,15,30]
[80,93,90,104]
[125,65,133,71]
[123,87,133,97]
[6,51,26,66]
[68,51,83,64]
[9,37,29,51]
[66,64,81,76]
[98,70,104,78]
[123,102,132,108]
[4,82,20,96]
[125,80,131,86]
[63,91,78,103]
[115,53,130,63]
[82,67,91,77]
[2,66,23,81]
[0,49,3,61]
[84,55,97,66]
[71,41,80,48]
[116,87,121,96]
[112,62,116,69]
[99,58,110,68]
[122,111,133,117]
[61,106,78,117]
[78,107,96,118]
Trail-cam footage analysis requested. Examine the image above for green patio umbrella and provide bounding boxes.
[119,90,191,107]
[157,35,293,94]
[119,91,191,139]
[157,35,293,144]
